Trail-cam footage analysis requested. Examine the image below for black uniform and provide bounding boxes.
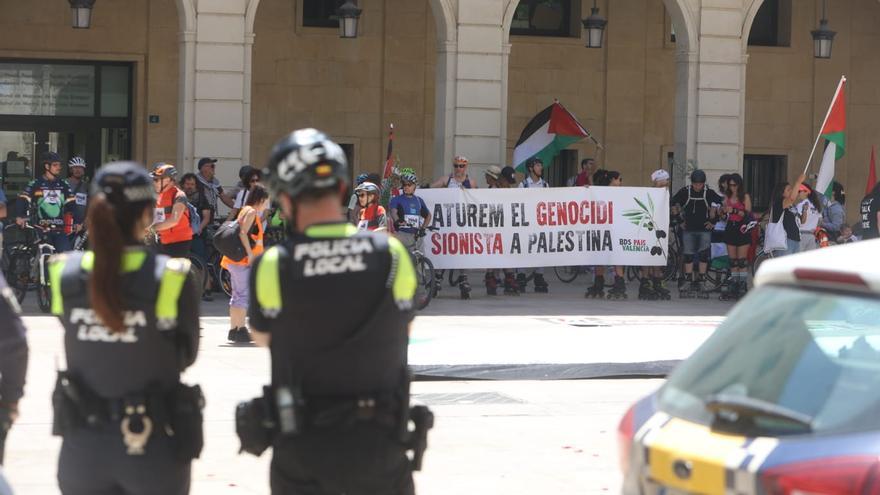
[49,249,200,495]
[249,222,418,495]
[0,272,28,465]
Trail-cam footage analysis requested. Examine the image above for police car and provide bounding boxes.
[619,239,880,495]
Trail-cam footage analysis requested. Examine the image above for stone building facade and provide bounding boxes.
[0,0,877,220]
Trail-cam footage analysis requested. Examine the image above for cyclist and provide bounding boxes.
[150,163,193,258]
[671,169,723,298]
[0,272,27,465]
[48,161,202,495]
[181,172,215,302]
[348,173,370,224]
[66,156,89,234]
[15,151,76,253]
[354,182,387,232]
[247,128,425,495]
[390,170,431,250]
[516,157,550,293]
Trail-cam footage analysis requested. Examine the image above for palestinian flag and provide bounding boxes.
[513,101,589,173]
[816,76,846,199]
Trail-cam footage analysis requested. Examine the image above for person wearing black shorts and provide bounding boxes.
[721,173,752,298]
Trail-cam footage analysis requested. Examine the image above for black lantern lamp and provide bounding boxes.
[337,1,362,39]
[582,0,607,49]
[69,0,96,29]
[811,0,836,59]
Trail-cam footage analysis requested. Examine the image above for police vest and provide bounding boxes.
[253,222,417,397]
[49,250,191,398]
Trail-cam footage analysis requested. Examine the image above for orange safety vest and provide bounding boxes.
[156,187,193,245]
[221,206,264,268]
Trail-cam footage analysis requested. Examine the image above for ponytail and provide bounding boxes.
[86,196,126,333]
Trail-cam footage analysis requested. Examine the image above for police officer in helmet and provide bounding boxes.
[49,162,203,495]
[245,128,429,494]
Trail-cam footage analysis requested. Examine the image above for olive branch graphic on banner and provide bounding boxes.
[622,195,667,258]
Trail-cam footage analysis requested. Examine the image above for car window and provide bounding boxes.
[658,285,880,436]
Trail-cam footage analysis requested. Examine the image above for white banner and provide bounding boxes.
[416,186,669,269]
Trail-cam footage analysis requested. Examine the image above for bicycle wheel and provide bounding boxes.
[625,266,640,282]
[751,251,772,277]
[447,269,462,287]
[554,266,580,283]
[415,255,435,310]
[704,267,727,292]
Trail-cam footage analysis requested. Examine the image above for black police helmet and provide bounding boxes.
[93,162,156,206]
[264,128,348,200]
[690,169,707,184]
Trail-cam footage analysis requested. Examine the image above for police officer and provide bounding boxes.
[0,272,28,466]
[48,162,203,495]
[245,129,428,494]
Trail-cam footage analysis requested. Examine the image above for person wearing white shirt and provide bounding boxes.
[792,183,823,251]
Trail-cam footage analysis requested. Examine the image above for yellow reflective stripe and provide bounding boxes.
[79,250,146,273]
[305,223,358,238]
[155,258,191,325]
[49,255,66,316]
[388,237,417,308]
[81,251,94,271]
[256,247,282,313]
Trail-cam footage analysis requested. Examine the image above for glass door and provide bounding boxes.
[0,131,36,199]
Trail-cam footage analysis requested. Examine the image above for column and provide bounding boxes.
[191,0,249,187]
[693,2,748,186]
[433,40,458,180]
[452,0,508,179]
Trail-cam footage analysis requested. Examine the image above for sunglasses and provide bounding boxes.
[728,183,738,187]
[453,164,466,169]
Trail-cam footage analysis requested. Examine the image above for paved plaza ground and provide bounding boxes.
[4,273,733,494]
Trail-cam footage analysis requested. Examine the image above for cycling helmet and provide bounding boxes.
[354,182,380,195]
[265,128,348,199]
[93,162,155,206]
[400,168,418,184]
[356,173,369,185]
[690,169,707,184]
[68,156,86,168]
[41,151,62,165]
[650,169,670,182]
[453,155,468,166]
[150,162,178,180]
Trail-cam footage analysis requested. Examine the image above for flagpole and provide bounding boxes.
[803,75,846,175]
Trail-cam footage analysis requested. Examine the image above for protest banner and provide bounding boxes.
[416,186,670,269]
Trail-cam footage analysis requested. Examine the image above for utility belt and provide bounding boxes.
[236,385,434,471]
[52,371,204,460]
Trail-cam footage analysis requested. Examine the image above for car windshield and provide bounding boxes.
[658,285,880,436]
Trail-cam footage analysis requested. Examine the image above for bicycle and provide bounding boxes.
[410,227,438,310]
[1,224,55,312]
[554,265,585,283]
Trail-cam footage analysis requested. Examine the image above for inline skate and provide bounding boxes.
[679,273,694,298]
[638,278,658,300]
[695,274,710,299]
[652,277,672,300]
[607,276,627,300]
[533,273,549,293]
[719,276,740,301]
[459,277,471,300]
[503,273,520,296]
[485,272,498,296]
[585,275,605,299]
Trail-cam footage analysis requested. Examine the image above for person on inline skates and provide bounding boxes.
[599,171,628,300]
[639,170,674,300]
[431,155,475,299]
[720,173,754,300]
[671,169,724,299]
[516,158,550,293]
[483,166,519,296]
[585,169,613,299]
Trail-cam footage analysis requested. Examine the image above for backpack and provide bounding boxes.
[185,201,202,236]
[681,186,709,218]
[212,219,247,262]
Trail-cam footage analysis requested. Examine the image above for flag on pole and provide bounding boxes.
[380,124,396,208]
[816,77,846,199]
[512,101,590,173]
[867,145,878,195]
